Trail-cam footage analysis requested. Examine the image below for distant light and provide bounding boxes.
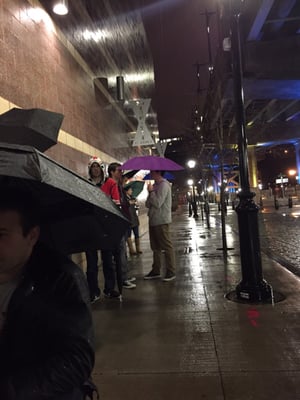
[187,179,194,186]
[247,121,254,127]
[53,0,68,15]
[284,149,288,154]
[187,160,196,169]
[288,169,297,176]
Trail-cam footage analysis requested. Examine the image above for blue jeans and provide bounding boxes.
[85,250,101,299]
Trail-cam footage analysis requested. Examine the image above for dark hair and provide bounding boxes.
[153,171,165,176]
[88,163,104,181]
[108,162,121,177]
[0,184,41,236]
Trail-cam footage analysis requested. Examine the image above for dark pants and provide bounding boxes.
[85,250,100,299]
[128,225,139,239]
[101,236,128,292]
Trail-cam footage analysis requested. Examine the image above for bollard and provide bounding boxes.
[288,196,293,208]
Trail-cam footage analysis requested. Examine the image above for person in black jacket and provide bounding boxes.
[0,186,96,399]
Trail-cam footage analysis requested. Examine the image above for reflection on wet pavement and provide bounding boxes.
[91,204,300,400]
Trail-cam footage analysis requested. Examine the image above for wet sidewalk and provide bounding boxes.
[91,204,300,400]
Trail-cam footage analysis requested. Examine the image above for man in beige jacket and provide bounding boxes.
[144,170,176,281]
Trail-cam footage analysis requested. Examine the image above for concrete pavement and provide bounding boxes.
[91,203,300,400]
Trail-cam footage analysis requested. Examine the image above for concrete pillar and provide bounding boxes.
[295,141,300,184]
[248,145,258,189]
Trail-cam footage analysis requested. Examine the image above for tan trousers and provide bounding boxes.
[149,224,175,274]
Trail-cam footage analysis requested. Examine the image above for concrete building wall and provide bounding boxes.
[0,0,135,175]
[0,0,148,267]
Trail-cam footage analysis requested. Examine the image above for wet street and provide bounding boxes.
[91,201,300,400]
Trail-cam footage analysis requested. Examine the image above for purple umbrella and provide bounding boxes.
[121,156,184,171]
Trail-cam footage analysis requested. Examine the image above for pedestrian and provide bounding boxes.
[123,184,143,256]
[101,162,136,296]
[144,170,176,281]
[85,156,105,303]
[0,185,97,399]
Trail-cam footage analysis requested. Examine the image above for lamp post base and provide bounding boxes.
[235,279,272,302]
[226,287,285,304]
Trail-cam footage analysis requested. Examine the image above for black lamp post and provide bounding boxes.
[229,0,272,302]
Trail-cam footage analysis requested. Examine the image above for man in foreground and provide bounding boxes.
[0,186,95,399]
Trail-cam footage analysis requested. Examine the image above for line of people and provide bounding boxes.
[85,158,138,302]
[85,157,177,303]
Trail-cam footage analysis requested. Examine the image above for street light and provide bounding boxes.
[187,160,198,218]
[187,160,196,169]
[226,0,273,302]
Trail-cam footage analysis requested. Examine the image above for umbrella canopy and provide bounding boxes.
[0,142,129,254]
[121,155,184,171]
[0,108,63,152]
[123,180,145,198]
[122,170,139,179]
[143,171,175,181]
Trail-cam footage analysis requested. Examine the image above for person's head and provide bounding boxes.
[88,156,104,182]
[150,170,164,181]
[124,185,133,197]
[0,185,40,281]
[108,162,122,182]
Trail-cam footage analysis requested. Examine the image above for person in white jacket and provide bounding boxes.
[144,170,176,281]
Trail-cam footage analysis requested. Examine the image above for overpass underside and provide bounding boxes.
[201,0,300,187]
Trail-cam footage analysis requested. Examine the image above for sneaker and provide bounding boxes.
[144,270,161,280]
[123,280,136,289]
[90,295,101,304]
[104,290,120,299]
[127,276,136,283]
[163,271,176,282]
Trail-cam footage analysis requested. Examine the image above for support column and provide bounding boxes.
[295,141,300,184]
[248,145,258,190]
[229,1,272,302]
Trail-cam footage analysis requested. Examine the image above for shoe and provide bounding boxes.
[104,290,120,298]
[90,294,101,304]
[127,276,136,283]
[144,270,161,280]
[123,280,136,289]
[163,271,176,282]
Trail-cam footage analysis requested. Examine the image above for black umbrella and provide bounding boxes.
[122,170,139,179]
[0,108,63,152]
[0,142,129,255]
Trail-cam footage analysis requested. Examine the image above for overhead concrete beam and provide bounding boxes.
[225,78,300,100]
[266,99,299,123]
[245,36,300,79]
[247,0,275,41]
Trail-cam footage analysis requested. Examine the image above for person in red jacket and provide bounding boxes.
[101,163,136,296]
